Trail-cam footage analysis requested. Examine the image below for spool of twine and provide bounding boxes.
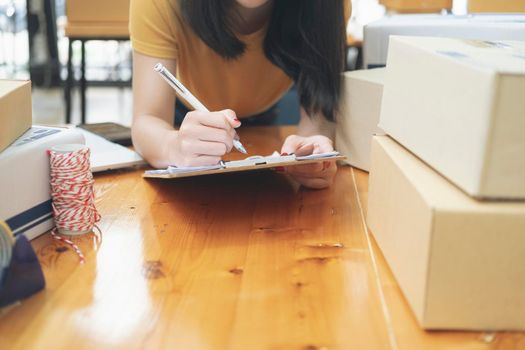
[48,144,101,263]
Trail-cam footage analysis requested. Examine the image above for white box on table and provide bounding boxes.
[336,68,385,171]
[0,126,85,240]
[363,14,525,69]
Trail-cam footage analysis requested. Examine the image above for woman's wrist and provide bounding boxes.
[161,129,180,167]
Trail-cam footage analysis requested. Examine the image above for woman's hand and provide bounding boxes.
[167,109,241,167]
[280,135,337,189]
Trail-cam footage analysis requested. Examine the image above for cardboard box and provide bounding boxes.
[379,36,525,199]
[469,0,525,13]
[379,0,452,13]
[363,14,525,68]
[0,80,31,153]
[66,0,129,23]
[367,136,525,330]
[336,68,385,171]
[0,126,85,240]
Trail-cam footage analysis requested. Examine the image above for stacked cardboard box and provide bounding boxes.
[469,0,525,13]
[367,36,525,330]
[336,69,385,171]
[380,36,525,199]
[0,81,31,153]
[66,0,129,23]
[379,0,452,13]
[65,0,130,37]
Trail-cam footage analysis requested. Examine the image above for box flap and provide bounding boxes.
[392,36,525,75]
[375,136,525,213]
[0,80,30,98]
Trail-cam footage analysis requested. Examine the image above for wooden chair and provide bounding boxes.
[64,0,130,124]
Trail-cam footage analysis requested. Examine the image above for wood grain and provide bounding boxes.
[1,127,523,349]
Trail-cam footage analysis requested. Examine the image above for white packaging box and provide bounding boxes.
[367,136,525,331]
[379,36,525,199]
[0,126,85,240]
[336,68,385,171]
[363,14,525,69]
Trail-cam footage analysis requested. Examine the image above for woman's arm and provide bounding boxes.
[132,52,178,168]
[132,51,240,168]
[280,107,338,189]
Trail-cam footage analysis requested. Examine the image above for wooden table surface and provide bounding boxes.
[1,127,523,350]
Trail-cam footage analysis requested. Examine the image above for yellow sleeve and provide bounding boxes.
[129,0,179,59]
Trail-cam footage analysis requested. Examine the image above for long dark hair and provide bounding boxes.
[180,0,346,122]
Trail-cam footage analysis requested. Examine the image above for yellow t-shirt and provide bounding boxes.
[130,0,294,118]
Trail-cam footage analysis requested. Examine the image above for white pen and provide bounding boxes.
[154,63,248,154]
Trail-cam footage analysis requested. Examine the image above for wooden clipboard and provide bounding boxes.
[143,152,346,179]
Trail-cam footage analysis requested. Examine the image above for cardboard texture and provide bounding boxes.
[0,80,31,153]
[363,14,525,69]
[469,0,525,13]
[379,36,525,199]
[66,0,129,23]
[379,0,452,13]
[367,136,525,331]
[336,69,385,171]
[64,23,129,38]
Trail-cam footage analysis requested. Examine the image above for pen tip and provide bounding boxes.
[233,140,248,154]
[154,63,163,72]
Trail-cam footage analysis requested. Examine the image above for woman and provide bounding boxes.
[130,0,348,189]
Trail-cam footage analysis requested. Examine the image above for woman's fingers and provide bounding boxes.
[294,143,315,156]
[293,176,333,189]
[281,135,306,155]
[187,109,241,130]
[191,140,228,157]
[287,162,325,175]
[194,125,234,152]
[286,161,336,178]
[281,135,334,156]
[191,155,222,167]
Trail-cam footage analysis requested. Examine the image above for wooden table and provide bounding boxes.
[1,127,524,349]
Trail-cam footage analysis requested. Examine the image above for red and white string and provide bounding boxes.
[48,146,101,263]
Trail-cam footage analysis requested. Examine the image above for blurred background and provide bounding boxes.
[0,0,517,127]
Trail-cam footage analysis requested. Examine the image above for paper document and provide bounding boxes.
[144,151,345,179]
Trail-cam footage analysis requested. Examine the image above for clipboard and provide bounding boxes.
[143,151,346,179]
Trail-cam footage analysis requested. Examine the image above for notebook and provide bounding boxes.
[144,151,345,179]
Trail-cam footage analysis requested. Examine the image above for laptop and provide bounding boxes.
[77,128,147,172]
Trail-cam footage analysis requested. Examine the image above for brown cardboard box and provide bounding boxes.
[379,0,452,13]
[367,136,525,330]
[66,0,129,23]
[469,0,525,13]
[379,36,525,199]
[336,69,385,171]
[0,80,31,153]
